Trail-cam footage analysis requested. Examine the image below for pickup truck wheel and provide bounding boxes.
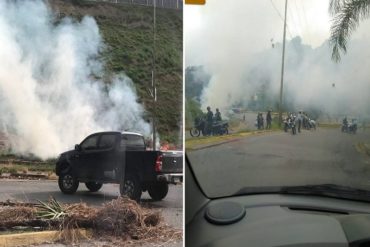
[85,182,103,192]
[120,174,142,201]
[58,173,79,194]
[148,182,169,201]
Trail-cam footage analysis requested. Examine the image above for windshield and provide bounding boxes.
[185,0,370,199]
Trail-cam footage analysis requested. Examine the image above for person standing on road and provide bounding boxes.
[266,110,272,129]
[343,117,348,126]
[206,106,214,135]
[297,111,302,133]
[257,112,264,129]
[302,112,308,129]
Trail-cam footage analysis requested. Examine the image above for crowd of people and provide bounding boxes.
[284,111,316,133]
[203,106,223,135]
[256,110,272,130]
[256,110,315,132]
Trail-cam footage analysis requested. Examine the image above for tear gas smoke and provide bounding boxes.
[0,1,151,159]
[185,1,370,119]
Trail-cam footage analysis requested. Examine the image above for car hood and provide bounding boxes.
[60,149,76,158]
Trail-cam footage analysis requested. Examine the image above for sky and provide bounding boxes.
[185,0,328,66]
[185,0,370,67]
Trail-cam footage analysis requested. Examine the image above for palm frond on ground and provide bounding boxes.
[36,197,66,220]
[329,0,370,62]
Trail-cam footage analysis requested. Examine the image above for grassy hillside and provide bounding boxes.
[50,0,183,145]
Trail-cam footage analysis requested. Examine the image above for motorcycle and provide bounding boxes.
[212,120,229,135]
[342,122,357,134]
[308,119,316,130]
[190,118,229,137]
[284,117,297,135]
[190,117,205,137]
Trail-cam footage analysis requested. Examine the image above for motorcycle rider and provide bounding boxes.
[343,117,348,127]
[206,106,214,135]
[215,108,222,122]
[266,110,272,129]
[343,117,348,129]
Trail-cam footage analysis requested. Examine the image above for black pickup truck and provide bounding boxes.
[55,131,183,201]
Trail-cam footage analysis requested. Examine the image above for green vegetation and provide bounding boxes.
[51,1,182,144]
[0,154,55,175]
[36,197,66,220]
[0,167,17,175]
[318,123,341,128]
[185,98,203,128]
[186,129,277,150]
[329,0,370,62]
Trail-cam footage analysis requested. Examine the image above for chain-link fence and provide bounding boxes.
[87,0,183,9]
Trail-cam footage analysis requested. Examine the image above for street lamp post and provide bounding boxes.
[152,0,157,150]
[278,0,288,127]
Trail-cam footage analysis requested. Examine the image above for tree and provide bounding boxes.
[329,0,370,62]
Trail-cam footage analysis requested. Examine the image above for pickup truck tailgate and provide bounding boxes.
[161,151,183,173]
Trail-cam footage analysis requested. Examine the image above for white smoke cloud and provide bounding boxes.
[0,0,151,159]
[185,0,370,119]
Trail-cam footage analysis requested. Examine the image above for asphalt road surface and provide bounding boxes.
[0,180,182,229]
[187,128,370,198]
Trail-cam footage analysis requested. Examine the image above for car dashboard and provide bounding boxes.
[186,158,370,247]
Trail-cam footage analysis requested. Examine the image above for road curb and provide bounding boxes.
[187,138,241,151]
[187,130,279,151]
[0,229,91,247]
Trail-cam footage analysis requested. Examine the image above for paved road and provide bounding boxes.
[0,180,182,230]
[187,128,370,198]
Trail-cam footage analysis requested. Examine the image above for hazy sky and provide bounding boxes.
[185,0,370,67]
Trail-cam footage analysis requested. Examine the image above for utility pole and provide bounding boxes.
[152,0,157,150]
[278,0,288,127]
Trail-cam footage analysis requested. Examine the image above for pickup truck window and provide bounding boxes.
[121,134,145,150]
[80,135,99,150]
[98,134,116,149]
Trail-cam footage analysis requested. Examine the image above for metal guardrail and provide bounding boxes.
[86,0,183,9]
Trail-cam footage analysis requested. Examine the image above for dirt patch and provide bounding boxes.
[0,207,36,223]
[356,142,370,157]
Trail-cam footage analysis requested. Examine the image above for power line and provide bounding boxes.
[298,0,313,45]
[291,0,303,37]
[269,0,294,39]
[269,0,301,51]
[288,4,298,36]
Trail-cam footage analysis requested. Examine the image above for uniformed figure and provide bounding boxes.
[215,108,222,121]
[206,106,214,135]
[297,111,302,133]
[257,112,264,129]
[266,110,272,129]
[343,117,348,126]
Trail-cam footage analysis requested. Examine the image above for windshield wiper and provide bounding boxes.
[233,184,370,202]
[280,184,370,202]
